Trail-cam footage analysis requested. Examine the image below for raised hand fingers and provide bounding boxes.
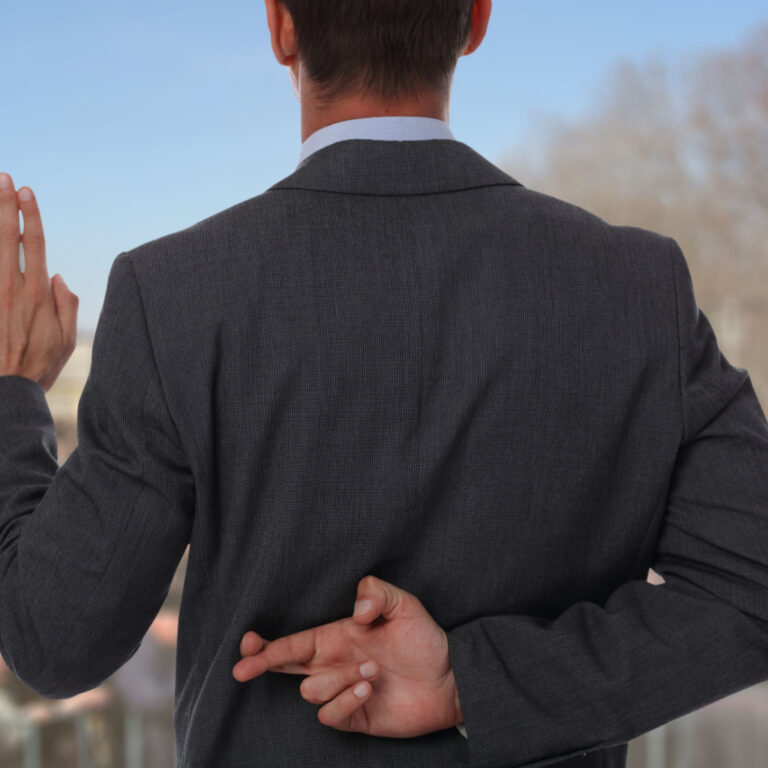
[16,187,48,288]
[0,173,22,286]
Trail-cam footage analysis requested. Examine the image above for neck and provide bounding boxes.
[299,88,451,144]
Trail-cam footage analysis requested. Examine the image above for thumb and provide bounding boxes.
[52,274,79,349]
[352,574,420,625]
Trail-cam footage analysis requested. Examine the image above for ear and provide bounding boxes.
[462,0,492,57]
[264,0,299,67]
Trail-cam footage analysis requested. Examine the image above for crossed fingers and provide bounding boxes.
[232,625,379,731]
[234,629,313,678]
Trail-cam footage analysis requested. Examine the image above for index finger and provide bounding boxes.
[17,187,48,288]
[0,173,22,285]
[233,628,317,682]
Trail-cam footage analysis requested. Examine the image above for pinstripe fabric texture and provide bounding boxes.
[1,138,767,768]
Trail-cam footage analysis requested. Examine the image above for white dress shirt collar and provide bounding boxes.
[297,116,456,169]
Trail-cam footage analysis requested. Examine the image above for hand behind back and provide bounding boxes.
[232,574,463,738]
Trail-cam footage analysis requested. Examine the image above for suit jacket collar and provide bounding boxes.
[267,138,522,196]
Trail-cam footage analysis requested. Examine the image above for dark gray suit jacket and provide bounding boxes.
[1,138,767,768]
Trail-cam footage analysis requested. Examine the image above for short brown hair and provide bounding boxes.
[279,0,476,103]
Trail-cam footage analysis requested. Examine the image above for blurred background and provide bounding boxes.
[2,1,767,765]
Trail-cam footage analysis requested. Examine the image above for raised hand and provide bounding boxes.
[0,172,78,391]
[232,574,463,738]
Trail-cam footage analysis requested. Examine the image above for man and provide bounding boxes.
[1,1,767,766]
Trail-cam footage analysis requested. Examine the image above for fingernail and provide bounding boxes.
[353,682,369,698]
[18,188,32,201]
[353,599,372,616]
[359,661,376,678]
[0,174,10,189]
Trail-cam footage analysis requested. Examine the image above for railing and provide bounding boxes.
[2,681,768,767]
[0,707,173,768]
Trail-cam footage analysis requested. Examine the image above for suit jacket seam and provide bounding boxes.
[264,181,523,198]
[122,253,206,595]
[123,254,190,463]
[668,239,686,443]
[669,239,750,444]
[62,375,154,662]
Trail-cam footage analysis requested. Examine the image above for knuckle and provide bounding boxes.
[0,223,19,242]
[26,285,43,306]
[22,233,44,250]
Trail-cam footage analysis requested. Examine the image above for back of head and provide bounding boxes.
[279,0,476,103]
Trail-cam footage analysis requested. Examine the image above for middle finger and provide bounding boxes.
[232,629,317,681]
[0,173,22,285]
[238,632,297,673]
[17,187,48,288]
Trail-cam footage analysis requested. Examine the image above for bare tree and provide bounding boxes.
[500,23,768,408]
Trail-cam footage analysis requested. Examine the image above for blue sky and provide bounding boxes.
[4,0,766,332]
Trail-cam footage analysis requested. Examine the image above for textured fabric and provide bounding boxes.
[1,138,768,768]
[296,115,455,168]
[301,115,466,745]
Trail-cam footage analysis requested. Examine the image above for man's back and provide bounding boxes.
[115,137,746,767]
[2,133,766,767]
[2,2,766,765]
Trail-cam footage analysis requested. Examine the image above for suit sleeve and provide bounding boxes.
[446,239,768,767]
[0,253,194,699]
